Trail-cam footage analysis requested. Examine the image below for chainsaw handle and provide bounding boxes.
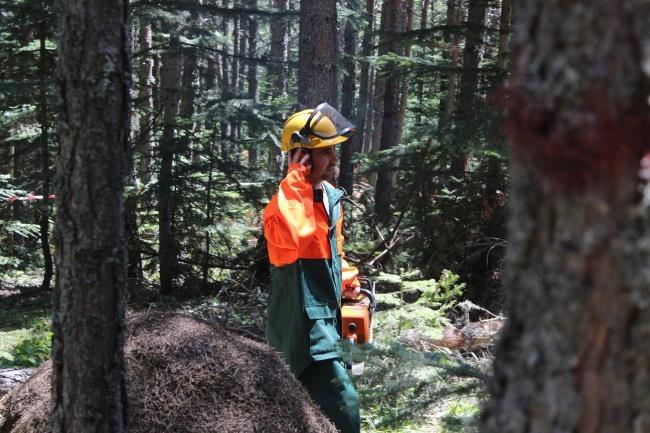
[359,288,376,313]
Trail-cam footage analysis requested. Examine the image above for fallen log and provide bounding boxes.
[434,319,504,351]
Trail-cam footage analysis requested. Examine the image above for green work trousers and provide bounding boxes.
[299,359,360,433]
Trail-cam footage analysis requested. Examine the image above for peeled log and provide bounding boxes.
[434,319,504,351]
[0,312,337,433]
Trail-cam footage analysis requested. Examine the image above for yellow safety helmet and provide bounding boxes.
[281,103,356,152]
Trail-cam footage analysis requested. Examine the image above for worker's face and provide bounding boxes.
[308,146,338,184]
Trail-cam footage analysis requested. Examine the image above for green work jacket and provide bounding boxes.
[264,164,346,376]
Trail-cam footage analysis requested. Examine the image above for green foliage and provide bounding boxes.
[440,399,480,433]
[353,342,485,431]
[372,269,464,341]
[418,270,466,313]
[2,319,52,367]
[350,269,486,431]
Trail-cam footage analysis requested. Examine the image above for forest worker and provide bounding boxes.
[263,103,361,433]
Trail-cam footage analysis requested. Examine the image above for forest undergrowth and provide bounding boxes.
[1,264,493,433]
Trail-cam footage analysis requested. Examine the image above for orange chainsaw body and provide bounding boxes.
[341,297,372,344]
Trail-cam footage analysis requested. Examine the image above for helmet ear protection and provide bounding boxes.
[291,129,312,146]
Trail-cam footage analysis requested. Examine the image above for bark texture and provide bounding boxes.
[266,0,290,175]
[53,0,130,432]
[158,34,183,294]
[481,1,650,433]
[357,0,375,154]
[137,20,154,183]
[374,0,405,221]
[38,14,52,291]
[297,0,338,107]
[338,19,358,193]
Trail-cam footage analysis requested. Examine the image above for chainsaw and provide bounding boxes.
[341,277,376,375]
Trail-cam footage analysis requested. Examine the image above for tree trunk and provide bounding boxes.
[38,13,52,291]
[247,0,259,165]
[415,0,429,125]
[481,1,650,432]
[452,0,488,173]
[180,45,198,160]
[219,4,231,148]
[374,0,405,222]
[267,0,290,175]
[231,15,240,93]
[438,0,463,134]
[158,34,183,295]
[137,20,154,183]
[52,0,129,431]
[298,0,338,107]
[357,0,375,154]
[180,48,197,123]
[496,0,512,73]
[269,0,289,98]
[338,19,357,193]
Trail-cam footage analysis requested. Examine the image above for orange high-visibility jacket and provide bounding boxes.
[264,163,358,375]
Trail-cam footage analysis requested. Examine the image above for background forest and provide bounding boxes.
[8,0,648,432]
[3,0,650,432]
[1,0,509,430]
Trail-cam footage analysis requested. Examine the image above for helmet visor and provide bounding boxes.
[303,103,356,140]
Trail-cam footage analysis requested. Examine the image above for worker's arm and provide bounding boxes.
[264,160,316,266]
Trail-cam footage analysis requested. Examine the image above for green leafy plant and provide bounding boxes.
[10,320,52,367]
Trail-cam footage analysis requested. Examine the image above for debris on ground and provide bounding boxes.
[0,312,337,433]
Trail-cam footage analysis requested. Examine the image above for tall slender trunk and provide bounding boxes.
[452,0,488,173]
[231,15,240,93]
[158,34,183,294]
[496,0,512,73]
[396,0,413,145]
[38,15,52,291]
[438,0,463,134]
[137,20,154,182]
[152,53,162,117]
[220,3,231,153]
[357,0,375,155]
[52,0,129,431]
[247,0,259,165]
[202,138,215,287]
[298,0,338,107]
[338,19,358,193]
[269,0,289,97]
[267,0,290,175]
[374,0,405,222]
[415,0,429,124]
[180,45,198,164]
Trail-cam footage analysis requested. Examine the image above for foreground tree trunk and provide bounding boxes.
[53,0,129,432]
[298,0,338,107]
[481,1,650,432]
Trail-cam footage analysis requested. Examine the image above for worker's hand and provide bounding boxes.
[291,148,311,173]
[342,279,361,299]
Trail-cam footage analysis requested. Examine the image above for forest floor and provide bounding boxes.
[0,273,486,432]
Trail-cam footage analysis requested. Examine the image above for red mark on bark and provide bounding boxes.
[502,89,650,190]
